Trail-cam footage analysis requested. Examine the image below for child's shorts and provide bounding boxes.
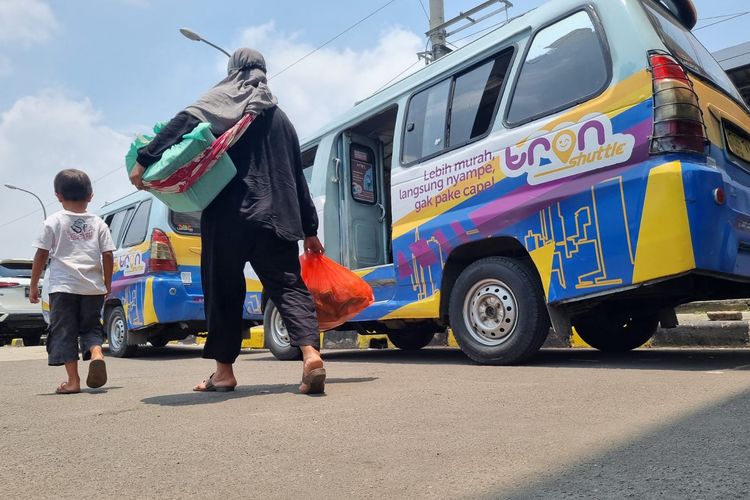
[47,293,106,366]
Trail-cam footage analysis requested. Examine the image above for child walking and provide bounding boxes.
[29,169,116,394]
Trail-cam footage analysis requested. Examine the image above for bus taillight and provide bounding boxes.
[148,229,178,272]
[649,52,708,156]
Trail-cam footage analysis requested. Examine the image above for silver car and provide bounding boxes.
[0,259,45,346]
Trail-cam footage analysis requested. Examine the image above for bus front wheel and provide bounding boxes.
[449,257,549,365]
[574,314,658,352]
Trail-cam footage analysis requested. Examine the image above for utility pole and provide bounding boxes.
[420,0,513,64]
[428,0,451,62]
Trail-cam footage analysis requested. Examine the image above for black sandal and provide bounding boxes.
[194,373,235,392]
[300,367,326,394]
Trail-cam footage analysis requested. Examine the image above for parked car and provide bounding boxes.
[0,259,45,346]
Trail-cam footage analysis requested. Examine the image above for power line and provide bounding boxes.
[417,0,429,21]
[717,50,750,64]
[452,19,506,43]
[0,164,128,229]
[695,12,749,31]
[269,0,398,80]
[376,58,423,93]
[698,11,749,21]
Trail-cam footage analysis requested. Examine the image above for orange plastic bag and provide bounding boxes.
[300,253,374,331]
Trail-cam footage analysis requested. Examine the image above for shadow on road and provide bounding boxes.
[495,388,750,499]
[248,347,750,372]
[119,344,750,373]
[250,348,474,366]
[37,386,125,396]
[107,346,271,362]
[140,377,378,407]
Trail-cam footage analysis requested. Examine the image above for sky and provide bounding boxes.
[0,0,748,258]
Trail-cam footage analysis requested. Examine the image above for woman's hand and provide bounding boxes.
[304,236,324,254]
[130,163,146,190]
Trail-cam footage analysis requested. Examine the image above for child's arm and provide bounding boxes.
[29,248,49,304]
[102,251,114,295]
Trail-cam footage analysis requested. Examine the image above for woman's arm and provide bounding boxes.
[289,125,322,253]
[130,111,202,190]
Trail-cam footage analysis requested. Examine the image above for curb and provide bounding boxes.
[137,313,750,351]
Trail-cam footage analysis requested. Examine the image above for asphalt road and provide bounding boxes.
[1,345,749,499]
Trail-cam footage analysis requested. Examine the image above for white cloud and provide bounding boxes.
[0,0,59,44]
[0,0,58,82]
[234,22,423,137]
[0,92,133,259]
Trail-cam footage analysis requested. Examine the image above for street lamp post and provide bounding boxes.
[179,28,231,58]
[4,184,47,219]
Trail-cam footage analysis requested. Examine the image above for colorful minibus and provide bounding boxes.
[264,0,750,364]
[94,192,262,356]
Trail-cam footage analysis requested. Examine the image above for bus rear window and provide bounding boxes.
[170,211,201,235]
[506,10,609,126]
[642,0,745,106]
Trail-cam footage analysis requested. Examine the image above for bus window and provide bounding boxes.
[402,79,452,164]
[105,207,134,247]
[121,200,152,248]
[449,48,514,147]
[506,10,609,126]
[301,145,317,184]
[170,210,201,235]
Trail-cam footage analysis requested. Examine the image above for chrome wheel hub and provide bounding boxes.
[463,279,518,346]
[110,316,126,350]
[271,308,291,347]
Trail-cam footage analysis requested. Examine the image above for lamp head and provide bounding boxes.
[4,184,17,190]
[179,28,202,42]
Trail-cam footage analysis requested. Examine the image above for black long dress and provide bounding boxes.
[138,107,320,363]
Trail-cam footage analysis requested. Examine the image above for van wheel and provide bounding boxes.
[574,314,658,352]
[263,300,302,361]
[149,336,169,348]
[22,331,43,346]
[387,326,436,350]
[449,257,549,365]
[105,306,138,358]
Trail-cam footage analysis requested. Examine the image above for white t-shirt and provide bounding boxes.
[33,210,117,295]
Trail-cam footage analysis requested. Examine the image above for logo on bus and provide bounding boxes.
[500,114,635,185]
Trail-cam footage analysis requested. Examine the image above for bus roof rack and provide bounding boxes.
[655,0,698,30]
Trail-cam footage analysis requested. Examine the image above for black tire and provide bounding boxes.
[387,326,436,350]
[449,257,549,365]
[574,314,658,352]
[149,336,169,348]
[263,300,302,361]
[22,331,43,346]
[104,306,138,358]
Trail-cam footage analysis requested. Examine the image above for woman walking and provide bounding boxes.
[130,48,326,394]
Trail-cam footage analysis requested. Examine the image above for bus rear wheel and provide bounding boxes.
[574,314,658,352]
[263,300,302,361]
[105,306,138,358]
[449,257,549,365]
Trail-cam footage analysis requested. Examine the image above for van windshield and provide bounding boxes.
[170,211,201,235]
[642,0,745,106]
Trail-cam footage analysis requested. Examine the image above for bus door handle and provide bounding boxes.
[331,157,341,184]
[377,203,386,223]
